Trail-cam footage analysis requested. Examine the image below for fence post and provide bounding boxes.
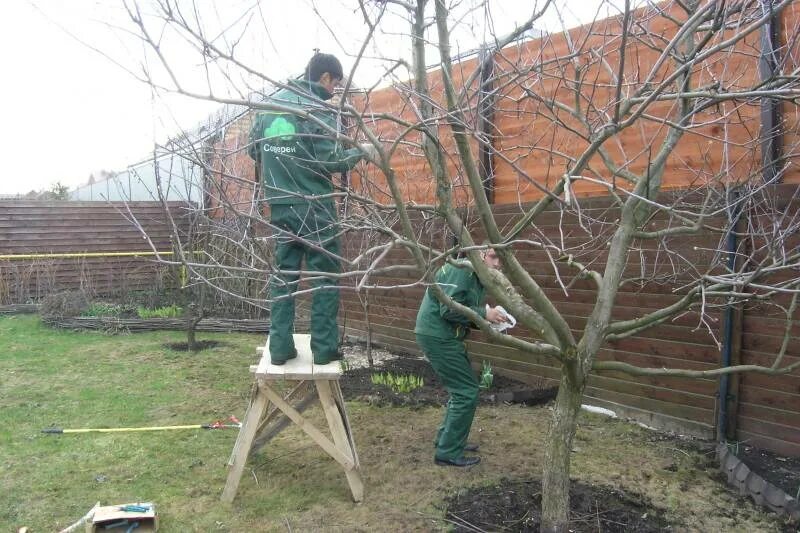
[759,0,783,184]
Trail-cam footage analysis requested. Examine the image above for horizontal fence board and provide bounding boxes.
[738,391,800,423]
[583,384,713,425]
[0,201,189,302]
[739,398,794,427]
[736,414,800,448]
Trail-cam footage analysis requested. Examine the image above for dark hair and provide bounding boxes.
[305,52,343,82]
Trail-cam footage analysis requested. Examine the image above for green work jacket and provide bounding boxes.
[248,80,363,205]
[414,260,487,340]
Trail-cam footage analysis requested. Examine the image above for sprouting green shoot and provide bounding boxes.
[479,361,494,390]
[371,372,424,393]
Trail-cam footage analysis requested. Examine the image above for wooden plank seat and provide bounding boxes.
[221,334,363,503]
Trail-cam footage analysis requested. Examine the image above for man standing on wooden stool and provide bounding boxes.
[249,52,378,365]
[414,248,508,467]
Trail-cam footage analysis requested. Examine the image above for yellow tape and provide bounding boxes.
[0,251,174,260]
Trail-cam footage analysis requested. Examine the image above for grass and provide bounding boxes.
[136,304,183,319]
[0,315,788,531]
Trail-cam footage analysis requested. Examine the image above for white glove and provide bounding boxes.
[488,305,517,332]
[359,143,380,163]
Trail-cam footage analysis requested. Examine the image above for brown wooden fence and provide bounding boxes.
[0,201,189,304]
[349,1,800,205]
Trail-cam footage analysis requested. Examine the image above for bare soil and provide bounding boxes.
[444,478,671,532]
[737,444,800,498]
[163,339,224,351]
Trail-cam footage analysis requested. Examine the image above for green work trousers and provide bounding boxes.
[269,201,341,364]
[416,333,480,461]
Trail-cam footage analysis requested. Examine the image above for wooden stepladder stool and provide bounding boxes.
[221,334,362,503]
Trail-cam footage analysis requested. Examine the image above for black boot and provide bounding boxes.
[434,455,481,467]
[434,443,479,452]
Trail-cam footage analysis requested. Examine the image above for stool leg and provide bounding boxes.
[227,382,258,466]
[250,388,317,457]
[331,380,360,468]
[317,380,364,502]
[221,383,270,503]
[254,381,308,438]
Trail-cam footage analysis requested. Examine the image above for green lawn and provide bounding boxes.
[0,315,788,532]
[1,315,265,530]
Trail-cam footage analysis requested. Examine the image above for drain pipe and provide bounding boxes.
[719,0,785,441]
[717,189,740,441]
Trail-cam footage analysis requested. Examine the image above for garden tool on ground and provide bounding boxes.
[42,416,241,434]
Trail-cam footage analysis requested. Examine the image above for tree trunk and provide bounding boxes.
[541,364,585,532]
[186,286,206,352]
[364,289,373,368]
[187,318,197,351]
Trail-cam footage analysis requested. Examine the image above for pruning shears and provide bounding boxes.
[118,504,151,513]
[205,416,241,429]
[42,415,242,434]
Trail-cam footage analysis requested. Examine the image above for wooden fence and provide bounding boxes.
[0,201,189,303]
[338,184,800,456]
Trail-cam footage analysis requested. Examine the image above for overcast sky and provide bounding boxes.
[0,0,624,195]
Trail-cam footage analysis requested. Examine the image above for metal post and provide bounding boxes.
[759,0,783,184]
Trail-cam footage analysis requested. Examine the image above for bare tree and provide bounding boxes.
[115,0,800,530]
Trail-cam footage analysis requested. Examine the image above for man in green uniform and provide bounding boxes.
[415,248,508,467]
[249,53,377,365]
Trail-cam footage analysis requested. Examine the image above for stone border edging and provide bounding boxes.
[42,316,282,333]
[0,304,40,314]
[717,442,800,521]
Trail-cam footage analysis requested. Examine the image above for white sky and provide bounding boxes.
[0,0,624,195]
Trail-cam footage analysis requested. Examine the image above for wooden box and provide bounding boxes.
[87,502,157,532]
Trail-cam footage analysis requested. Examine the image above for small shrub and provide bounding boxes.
[40,290,89,319]
[137,305,183,319]
[371,372,424,394]
[81,302,123,317]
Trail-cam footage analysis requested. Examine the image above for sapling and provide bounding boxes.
[479,361,494,390]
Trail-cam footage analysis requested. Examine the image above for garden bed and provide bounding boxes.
[339,350,557,407]
[738,444,800,499]
[718,442,800,522]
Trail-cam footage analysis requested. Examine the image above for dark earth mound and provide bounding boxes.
[163,340,223,351]
[339,355,557,407]
[443,478,672,532]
